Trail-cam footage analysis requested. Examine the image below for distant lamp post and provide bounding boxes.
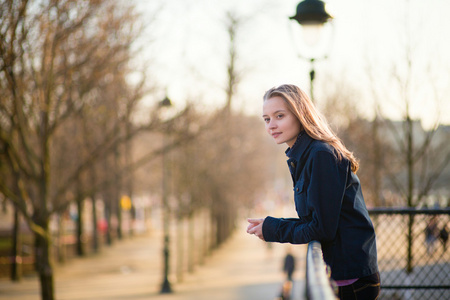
[159,95,172,108]
[159,95,173,294]
[289,0,333,102]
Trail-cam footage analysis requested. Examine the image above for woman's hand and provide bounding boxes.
[247,218,266,241]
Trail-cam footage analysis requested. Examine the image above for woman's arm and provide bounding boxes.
[263,151,348,244]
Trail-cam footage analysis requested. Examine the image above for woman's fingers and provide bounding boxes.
[247,223,259,234]
[247,218,263,224]
[247,223,256,232]
[246,218,265,240]
[247,218,262,233]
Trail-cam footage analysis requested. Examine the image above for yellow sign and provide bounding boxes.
[120,195,132,211]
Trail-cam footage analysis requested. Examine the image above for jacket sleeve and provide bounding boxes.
[262,150,348,244]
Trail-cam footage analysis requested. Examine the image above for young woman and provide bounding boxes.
[247,84,380,300]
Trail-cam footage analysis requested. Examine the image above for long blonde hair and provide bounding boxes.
[263,84,359,173]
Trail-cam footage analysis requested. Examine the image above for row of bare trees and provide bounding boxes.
[0,1,154,299]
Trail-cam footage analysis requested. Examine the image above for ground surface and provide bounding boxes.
[0,223,306,300]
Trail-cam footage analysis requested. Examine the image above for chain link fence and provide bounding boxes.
[369,208,450,300]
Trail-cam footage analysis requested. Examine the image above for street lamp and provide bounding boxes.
[289,0,333,102]
[159,95,173,294]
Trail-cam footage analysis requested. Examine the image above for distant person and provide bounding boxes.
[283,248,296,281]
[425,216,439,254]
[439,224,448,252]
[246,85,380,300]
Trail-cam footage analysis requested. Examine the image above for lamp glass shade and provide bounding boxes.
[301,23,324,47]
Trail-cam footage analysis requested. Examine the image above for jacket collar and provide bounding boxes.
[285,131,313,159]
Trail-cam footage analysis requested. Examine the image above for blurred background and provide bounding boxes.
[0,0,449,299]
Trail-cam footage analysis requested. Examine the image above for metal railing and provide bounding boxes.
[369,208,450,300]
[305,240,337,300]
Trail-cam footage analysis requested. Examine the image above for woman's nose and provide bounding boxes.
[268,120,277,129]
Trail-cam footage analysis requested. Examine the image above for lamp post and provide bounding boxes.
[289,0,333,102]
[159,95,173,294]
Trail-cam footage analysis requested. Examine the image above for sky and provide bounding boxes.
[138,0,450,128]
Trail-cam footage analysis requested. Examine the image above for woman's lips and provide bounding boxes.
[272,132,281,139]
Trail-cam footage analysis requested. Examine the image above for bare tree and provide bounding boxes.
[382,64,448,273]
[224,11,242,113]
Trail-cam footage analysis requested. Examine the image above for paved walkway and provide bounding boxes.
[0,223,306,300]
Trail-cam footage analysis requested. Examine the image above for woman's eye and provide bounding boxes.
[276,114,284,119]
[264,118,270,123]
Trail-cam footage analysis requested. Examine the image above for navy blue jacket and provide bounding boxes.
[262,133,378,280]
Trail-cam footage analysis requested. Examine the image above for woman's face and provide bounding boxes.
[263,96,301,147]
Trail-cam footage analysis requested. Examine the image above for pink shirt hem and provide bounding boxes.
[335,278,359,286]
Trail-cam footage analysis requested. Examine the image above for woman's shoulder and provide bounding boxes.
[308,140,344,163]
[309,139,334,154]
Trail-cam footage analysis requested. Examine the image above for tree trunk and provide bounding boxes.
[92,196,99,253]
[210,207,218,249]
[188,213,195,273]
[103,156,113,246]
[11,206,21,281]
[372,116,383,206]
[125,117,134,236]
[89,167,99,253]
[105,198,113,246]
[114,144,122,240]
[34,224,54,300]
[1,199,6,213]
[201,209,209,263]
[76,198,85,256]
[57,213,66,263]
[176,217,184,282]
[406,214,414,273]
[406,116,414,273]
